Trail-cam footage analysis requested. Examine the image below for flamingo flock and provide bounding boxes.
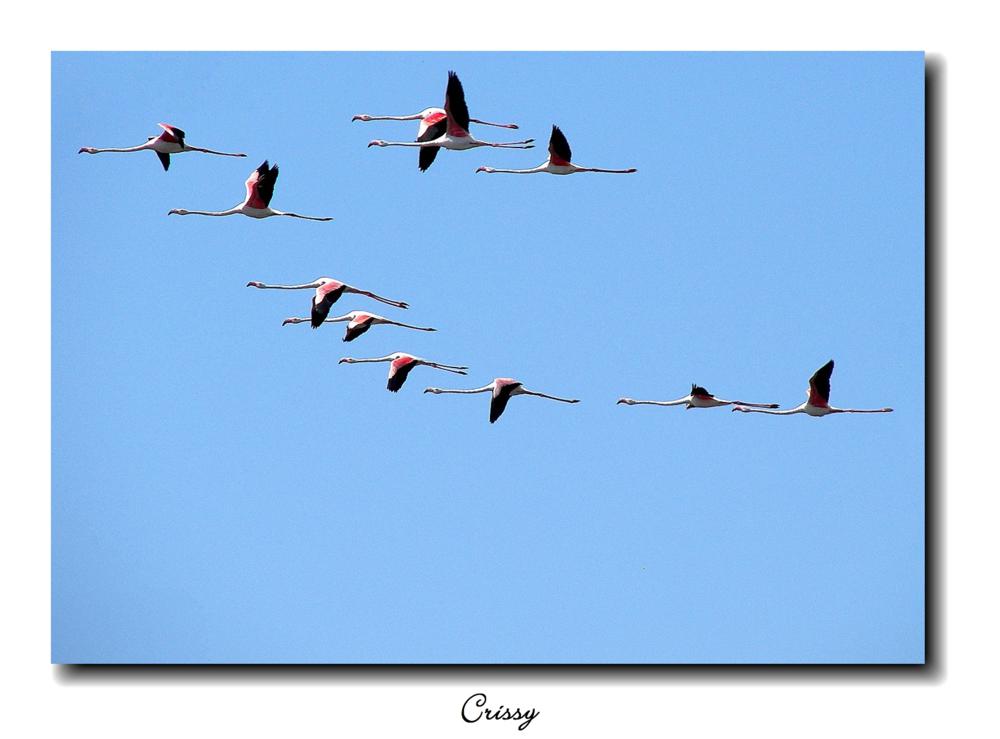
[78,70,895,424]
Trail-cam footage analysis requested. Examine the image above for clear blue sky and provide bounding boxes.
[52,52,924,663]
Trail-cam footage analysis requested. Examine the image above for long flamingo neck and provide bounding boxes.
[736,406,801,415]
[491,167,544,174]
[89,144,150,153]
[184,208,240,217]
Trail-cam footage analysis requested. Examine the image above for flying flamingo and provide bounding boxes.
[353,101,519,172]
[282,311,436,341]
[339,353,469,392]
[168,161,332,221]
[476,125,637,176]
[424,378,580,424]
[78,123,246,171]
[617,384,778,410]
[246,277,409,327]
[732,360,894,417]
[367,72,534,170]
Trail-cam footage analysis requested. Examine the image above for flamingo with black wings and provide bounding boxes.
[339,353,469,393]
[79,123,246,171]
[732,360,894,417]
[617,384,778,410]
[282,311,435,341]
[367,72,534,170]
[353,96,519,172]
[246,277,410,327]
[169,161,333,220]
[424,378,580,424]
[477,125,637,175]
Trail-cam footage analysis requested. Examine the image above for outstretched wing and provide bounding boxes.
[387,356,417,393]
[808,360,834,406]
[417,112,447,171]
[490,382,522,423]
[548,125,572,166]
[444,71,471,135]
[156,152,170,171]
[245,160,278,209]
[311,282,346,328]
[157,123,186,148]
[344,315,374,342]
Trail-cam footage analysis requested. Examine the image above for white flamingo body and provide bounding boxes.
[367,72,533,170]
[339,352,469,392]
[618,384,778,410]
[169,160,333,221]
[79,123,246,171]
[424,377,580,423]
[477,125,637,176]
[732,360,894,417]
[282,310,435,341]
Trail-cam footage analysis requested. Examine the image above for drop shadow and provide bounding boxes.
[53,53,944,687]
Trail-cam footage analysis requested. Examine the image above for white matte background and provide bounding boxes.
[3,1,993,736]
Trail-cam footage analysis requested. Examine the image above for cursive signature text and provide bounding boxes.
[461,692,539,731]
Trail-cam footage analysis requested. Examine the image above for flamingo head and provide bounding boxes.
[78,147,97,154]
[476,166,495,174]
[352,114,372,122]
[616,398,636,405]
[246,281,264,288]
[281,317,304,326]
[367,140,388,148]
[424,387,443,394]
[167,209,188,216]
[338,357,356,364]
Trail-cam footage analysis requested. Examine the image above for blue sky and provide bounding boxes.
[52,52,924,663]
